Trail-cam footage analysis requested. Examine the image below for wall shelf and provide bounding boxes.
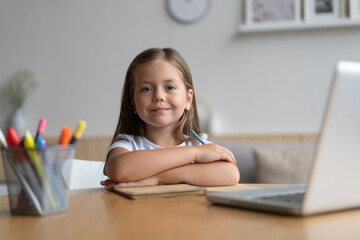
[238,19,360,33]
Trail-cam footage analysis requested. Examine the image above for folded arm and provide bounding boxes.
[105,143,236,183]
[102,161,240,189]
[158,161,240,186]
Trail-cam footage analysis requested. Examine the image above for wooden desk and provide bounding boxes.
[1,186,360,240]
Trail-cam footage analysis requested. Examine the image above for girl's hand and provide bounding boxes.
[100,179,118,190]
[100,176,159,190]
[194,143,236,164]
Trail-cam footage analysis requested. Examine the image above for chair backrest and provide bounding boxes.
[69,159,106,189]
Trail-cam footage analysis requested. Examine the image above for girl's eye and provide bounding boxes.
[166,86,176,91]
[141,87,152,92]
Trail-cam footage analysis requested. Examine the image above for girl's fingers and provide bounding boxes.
[196,143,237,164]
[220,148,236,164]
[105,182,117,190]
[100,179,118,190]
[229,151,236,163]
[100,179,113,185]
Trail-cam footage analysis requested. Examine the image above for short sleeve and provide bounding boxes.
[108,134,136,153]
[104,134,135,175]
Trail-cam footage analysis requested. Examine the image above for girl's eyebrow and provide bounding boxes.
[138,79,179,84]
[163,79,178,83]
[136,79,152,85]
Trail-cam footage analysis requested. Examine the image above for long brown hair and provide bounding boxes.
[111,48,203,144]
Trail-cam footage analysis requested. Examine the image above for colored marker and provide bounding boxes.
[2,147,43,214]
[35,118,47,146]
[191,130,206,145]
[6,127,46,211]
[6,127,21,147]
[55,126,73,201]
[23,129,56,209]
[69,120,87,144]
[37,137,65,207]
[7,128,29,168]
[23,130,45,180]
[58,127,72,146]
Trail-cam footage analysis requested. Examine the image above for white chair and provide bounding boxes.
[68,159,106,189]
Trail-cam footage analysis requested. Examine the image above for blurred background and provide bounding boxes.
[1,0,360,138]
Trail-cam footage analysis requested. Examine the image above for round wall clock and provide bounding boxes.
[166,0,211,24]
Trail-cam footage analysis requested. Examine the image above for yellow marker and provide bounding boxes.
[70,120,87,144]
[23,130,44,180]
[23,129,56,209]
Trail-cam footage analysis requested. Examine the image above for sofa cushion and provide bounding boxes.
[215,140,315,183]
[254,148,314,184]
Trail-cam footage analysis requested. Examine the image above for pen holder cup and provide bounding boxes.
[1,145,75,215]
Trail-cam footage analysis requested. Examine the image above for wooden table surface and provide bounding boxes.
[1,186,360,240]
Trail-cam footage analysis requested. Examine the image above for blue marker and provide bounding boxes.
[191,130,206,145]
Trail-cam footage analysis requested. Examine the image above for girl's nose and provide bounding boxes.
[153,91,165,102]
[153,96,165,102]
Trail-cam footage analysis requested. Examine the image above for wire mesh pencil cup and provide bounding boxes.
[1,145,74,215]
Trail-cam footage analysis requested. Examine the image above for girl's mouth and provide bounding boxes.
[151,107,169,113]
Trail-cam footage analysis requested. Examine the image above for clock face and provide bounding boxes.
[166,0,211,24]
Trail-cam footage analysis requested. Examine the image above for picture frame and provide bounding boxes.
[304,0,341,22]
[349,0,360,19]
[244,0,301,25]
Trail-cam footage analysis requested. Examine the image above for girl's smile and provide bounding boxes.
[150,107,171,113]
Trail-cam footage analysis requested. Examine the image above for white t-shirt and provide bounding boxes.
[104,133,211,175]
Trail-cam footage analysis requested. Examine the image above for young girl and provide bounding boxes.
[101,48,239,189]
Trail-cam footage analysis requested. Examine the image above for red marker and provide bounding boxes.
[6,127,22,147]
[6,127,45,209]
[58,127,72,146]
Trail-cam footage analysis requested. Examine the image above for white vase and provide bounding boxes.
[10,108,26,135]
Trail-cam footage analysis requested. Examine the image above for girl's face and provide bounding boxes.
[133,59,193,133]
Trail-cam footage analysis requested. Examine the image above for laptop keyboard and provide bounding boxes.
[257,192,305,204]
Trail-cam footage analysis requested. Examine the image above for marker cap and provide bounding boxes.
[23,129,36,149]
[37,118,47,134]
[59,127,72,145]
[6,127,22,146]
[74,120,87,139]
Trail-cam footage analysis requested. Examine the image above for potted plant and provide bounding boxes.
[2,69,38,134]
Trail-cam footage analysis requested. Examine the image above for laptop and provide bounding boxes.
[206,61,360,216]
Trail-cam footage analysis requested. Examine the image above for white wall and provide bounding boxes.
[1,0,360,137]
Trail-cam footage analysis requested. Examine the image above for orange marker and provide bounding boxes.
[58,127,72,146]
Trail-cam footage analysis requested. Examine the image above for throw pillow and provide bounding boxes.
[254,148,314,184]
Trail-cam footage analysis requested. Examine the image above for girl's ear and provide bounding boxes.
[186,89,193,110]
